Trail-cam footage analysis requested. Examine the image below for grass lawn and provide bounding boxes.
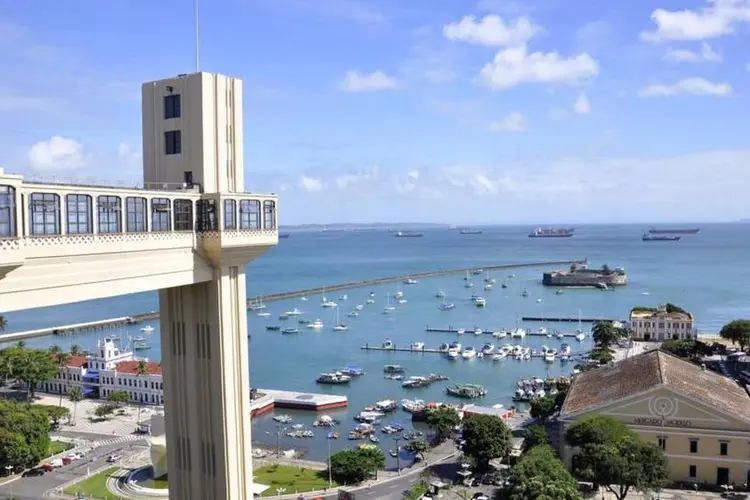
[47,440,73,457]
[254,464,333,497]
[62,466,120,499]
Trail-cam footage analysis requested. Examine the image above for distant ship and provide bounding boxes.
[459,229,483,235]
[279,233,290,239]
[528,227,575,238]
[648,227,700,235]
[642,233,681,242]
[394,231,423,238]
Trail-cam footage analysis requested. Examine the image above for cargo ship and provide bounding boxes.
[393,231,423,238]
[648,227,699,235]
[528,227,575,238]
[459,229,483,235]
[642,233,680,242]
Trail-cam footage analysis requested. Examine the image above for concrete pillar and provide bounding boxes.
[158,265,252,500]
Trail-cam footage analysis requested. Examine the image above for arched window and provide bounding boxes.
[239,200,260,229]
[66,194,93,234]
[224,199,236,230]
[97,196,121,233]
[263,200,276,230]
[174,199,193,230]
[29,193,61,235]
[151,198,171,232]
[125,197,147,232]
[0,185,16,237]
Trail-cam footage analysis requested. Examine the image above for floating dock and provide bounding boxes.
[250,389,348,417]
[360,345,554,358]
[425,326,584,338]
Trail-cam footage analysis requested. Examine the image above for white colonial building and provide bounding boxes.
[629,305,696,341]
[43,338,164,405]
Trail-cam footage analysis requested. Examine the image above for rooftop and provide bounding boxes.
[115,360,162,375]
[630,309,693,321]
[560,349,750,423]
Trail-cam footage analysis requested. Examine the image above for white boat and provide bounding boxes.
[308,319,324,329]
[435,289,446,298]
[449,341,462,351]
[403,278,418,285]
[332,309,348,331]
[494,330,508,339]
[383,294,396,314]
[560,344,571,356]
[410,342,425,350]
[339,294,348,301]
[481,343,495,354]
[475,297,486,307]
[348,311,359,318]
[461,346,476,359]
[286,308,303,316]
[484,283,493,291]
[510,328,526,338]
[556,332,565,340]
[439,299,455,311]
[397,298,407,304]
[536,298,542,303]
[355,304,364,311]
[366,298,375,304]
[140,325,154,333]
[257,311,271,317]
[457,328,465,335]
[576,333,586,341]
[474,328,483,336]
[464,281,474,288]
[382,339,395,349]
[538,327,547,335]
[493,351,507,361]
[394,290,404,299]
[544,353,556,363]
[446,349,459,360]
[322,299,338,308]
[300,297,308,301]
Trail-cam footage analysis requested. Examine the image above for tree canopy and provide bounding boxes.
[660,339,713,359]
[0,346,60,398]
[0,316,6,333]
[565,416,669,500]
[504,445,581,500]
[329,447,385,484]
[530,395,557,423]
[0,399,54,467]
[719,319,750,351]
[403,439,429,461]
[461,414,511,470]
[522,425,550,452]
[426,405,460,443]
[591,321,626,350]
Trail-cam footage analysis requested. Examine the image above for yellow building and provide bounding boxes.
[629,305,696,341]
[560,350,750,487]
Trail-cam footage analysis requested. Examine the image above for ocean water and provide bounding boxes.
[2,223,749,463]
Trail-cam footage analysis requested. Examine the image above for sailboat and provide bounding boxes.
[332,308,349,331]
[321,287,338,308]
[383,293,396,314]
[484,271,496,284]
[249,295,267,311]
[575,309,586,341]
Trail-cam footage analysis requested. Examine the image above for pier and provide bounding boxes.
[425,326,585,338]
[360,344,556,358]
[521,316,619,323]
[1,258,584,342]
[250,389,348,417]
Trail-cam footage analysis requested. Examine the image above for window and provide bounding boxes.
[174,199,193,230]
[151,198,171,231]
[0,185,16,237]
[720,442,728,456]
[658,436,667,451]
[97,196,121,233]
[125,197,147,232]
[65,194,92,234]
[690,440,698,453]
[165,130,182,155]
[196,199,218,231]
[29,193,60,235]
[689,465,696,478]
[239,200,260,229]
[224,200,236,230]
[263,200,276,230]
[164,94,181,119]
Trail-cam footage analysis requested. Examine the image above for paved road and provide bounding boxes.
[0,439,147,500]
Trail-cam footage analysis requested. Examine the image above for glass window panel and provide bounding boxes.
[239,200,260,229]
[97,196,121,233]
[151,198,171,232]
[263,200,276,230]
[0,185,16,237]
[125,197,147,232]
[65,194,92,234]
[29,193,60,235]
[174,199,193,230]
[224,200,236,230]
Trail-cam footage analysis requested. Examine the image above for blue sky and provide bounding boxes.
[1,0,749,224]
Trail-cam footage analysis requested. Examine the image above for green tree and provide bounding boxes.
[565,415,633,448]
[329,447,385,484]
[47,345,62,355]
[530,396,557,423]
[14,341,24,349]
[403,439,429,461]
[660,339,712,359]
[69,344,82,356]
[0,316,6,332]
[426,405,460,444]
[68,387,83,425]
[461,414,511,471]
[54,352,70,407]
[504,445,581,500]
[591,321,625,350]
[0,429,31,469]
[588,347,615,365]
[35,405,69,429]
[719,319,750,351]
[7,348,60,399]
[0,400,53,467]
[107,390,130,409]
[522,425,550,452]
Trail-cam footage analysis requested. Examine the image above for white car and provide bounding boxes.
[107,454,121,463]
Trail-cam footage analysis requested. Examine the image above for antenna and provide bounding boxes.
[194,0,200,72]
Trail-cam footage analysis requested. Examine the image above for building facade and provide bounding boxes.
[560,350,750,487]
[629,305,696,340]
[43,338,164,405]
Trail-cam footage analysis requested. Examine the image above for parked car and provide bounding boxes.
[22,468,45,477]
[62,457,72,466]
[40,464,54,472]
[106,454,121,463]
[472,494,489,500]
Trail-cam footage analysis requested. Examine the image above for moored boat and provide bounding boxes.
[446,383,487,399]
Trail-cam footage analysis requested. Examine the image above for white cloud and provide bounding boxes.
[664,42,722,62]
[117,141,142,162]
[639,77,732,97]
[641,0,750,42]
[299,175,323,191]
[574,93,591,114]
[443,14,539,47]
[476,46,599,90]
[489,112,527,132]
[334,165,380,190]
[339,71,399,92]
[27,136,84,171]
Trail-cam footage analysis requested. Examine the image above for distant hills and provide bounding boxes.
[280,222,450,232]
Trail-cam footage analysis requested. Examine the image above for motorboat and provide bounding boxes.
[473,328,483,336]
[316,372,351,384]
[286,308,303,316]
[474,297,486,307]
[300,297,308,301]
[538,327,548,335]
[435,289,446,298]
[383,364,404,373]
[556,332,565,340]
[457,328,465,335]
[521,289,529,297]
[321,299,338,308]
[446,349,459,360]
[438,342,450,351]
[493,330,508,339]
[461,346,476,359]
[472,268,483,275]
[544,352,556,363]
[366,298,375,304]
[501,282,508,288]
[308,319,324,329]
[556,289,564,295]
[339,294,348,301]
[536,298,542,303]
[410,342,425,350]
[439,300,455,311]
[510,328,527,338]
[576,333,586,341]
[403,278,418,285]
[492,351,507,361]
[397,298,407,304]
[355,304,364,311]
[279,313,290,320]
[484,283,493,291]
[481,343,495,355]
[257,311,271,317]
[560,344,572,356]
[348,311,359,318]
[449,341,462,351]
[140,325,154,333]
[464,281,474,288]
[281,327,299,334]
[382,339,395,349]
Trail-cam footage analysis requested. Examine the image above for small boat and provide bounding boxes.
[383,294,395,314]
[446,383,487,399]
[439,300,455,311]
[382,340,396,349]
[492,351,507,361]
[369,435,379,443]
[556,289,563,295]
[484,283,493,291]
[457,328,465,335]
[355,304,364,311]
[446,349,460,360]
[339,294,348,301]
[461,346,476,359]
[475,297,486,307]
[308,319,324,329]
[300,297,308,301]
[435,289,446,298]
[501,282,508,289]
[133,335,146,342]
[321,300,338,308]
[266,325,281,331]
[299,318,312,325]
[449,341,462,351]
[493,330,508,339]
[316,372,352,384]
[464,281,474,288]
[576,333,586,341]
[410,342,425,350]
[521,290,529,297]
[481,343,495,354]
[389,449,399,457]
[140,325,154,333]
[257,311,271,317]
[348,311,359,318]
[279,313,290,320]
[281,327,300,334]
[403,278,418,285]
[397,298,407,304]
[510,328,526,338]
[366,298,375,304]
[560,344,571,356]
[286,308,303,316]
[332,308,349,331]
[383,364,405,373]
[536,298,542,303]
[473,328,483,336]
[472,269,483,275]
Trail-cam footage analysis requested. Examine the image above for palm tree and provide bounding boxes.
[14,340,25,349]
[135,360,149,425]
[56,352,71,407]
[48,345,62,354]
[69,344,82,356]
[0,316,7,332]
[68,386,83,425]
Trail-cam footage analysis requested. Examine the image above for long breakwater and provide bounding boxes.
[2,258,584,342]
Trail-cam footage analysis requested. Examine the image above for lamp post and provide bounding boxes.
[327,432,333,488]
[393,436,401,476]
[275,422,286,458]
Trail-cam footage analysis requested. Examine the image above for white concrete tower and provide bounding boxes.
[142,72,257,500]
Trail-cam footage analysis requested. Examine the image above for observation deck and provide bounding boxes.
[0,170,278,312]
